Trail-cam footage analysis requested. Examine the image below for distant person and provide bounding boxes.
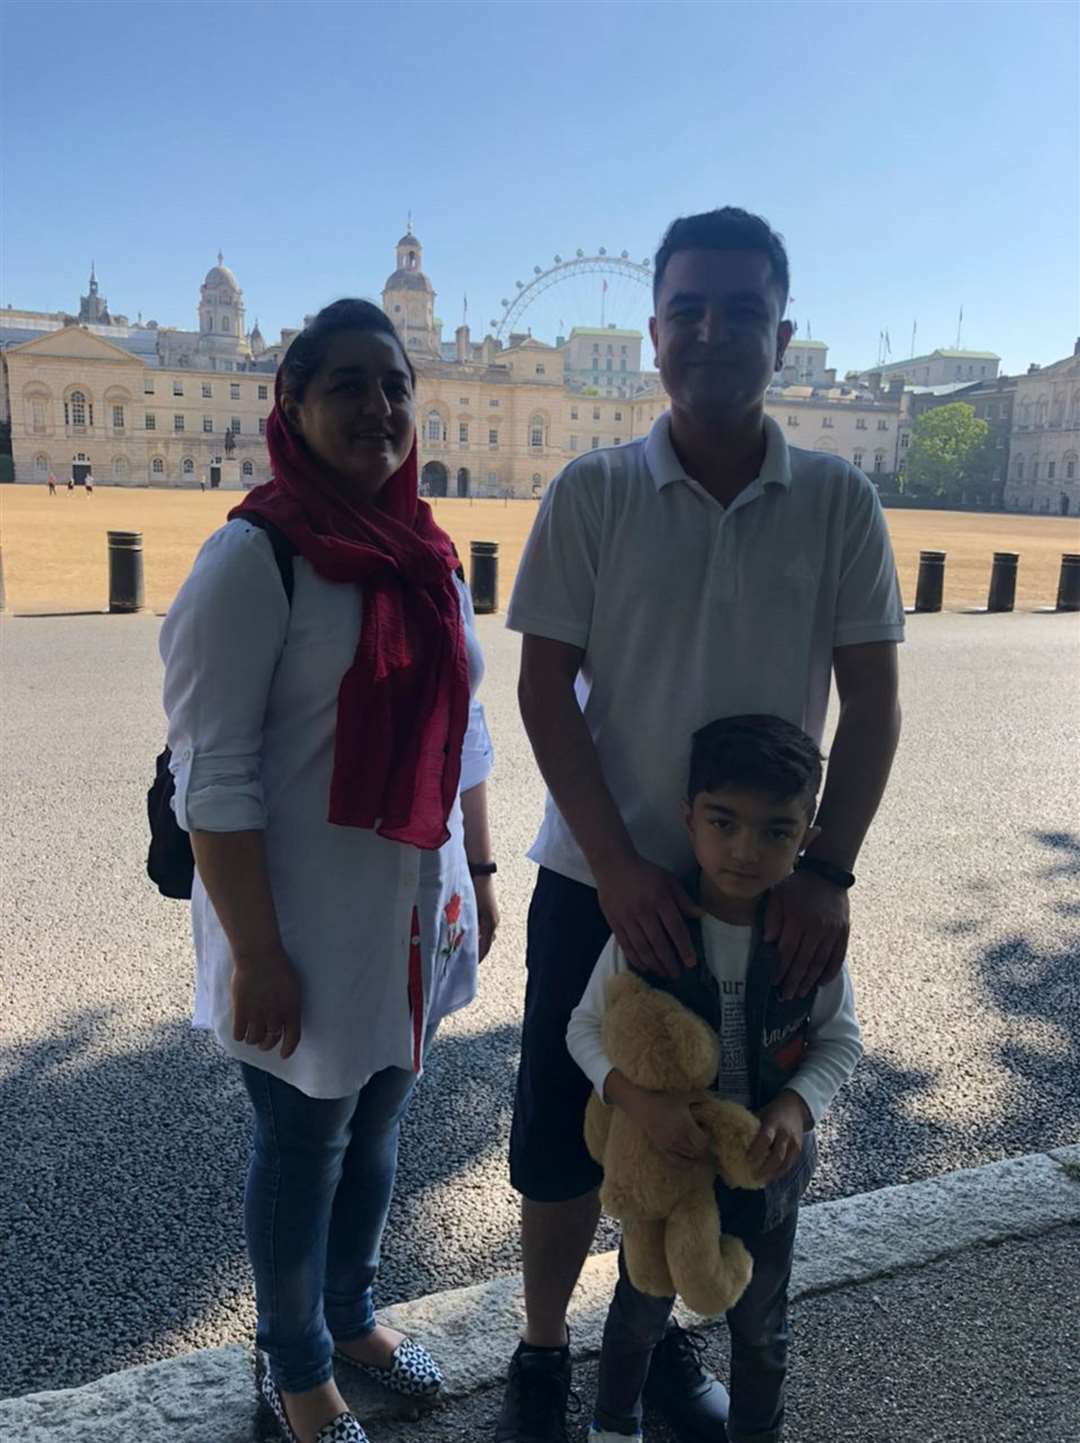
[47,473,57,496]
[566,714,863,1443]
[200,477,207,493]
[497,207,903,1443]
[85,472,94,496]
[67,477,75,494]
[161,299,496,1443]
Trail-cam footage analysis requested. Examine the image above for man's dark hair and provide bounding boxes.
[279,298,416,402]
[653,208,790,306]
[687,714,823,815]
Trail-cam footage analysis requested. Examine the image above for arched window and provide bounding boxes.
[66,391,88,428]
[28,395,48,433]
[1015,459,1025,481]
[221,315,231,333]
[242,460,254,477]
[853,450,864,469]
[152,457,165,475]
[1019,399,1032,428]
[182,458,195,475]
[113,456,128,481]
[873,451,885,473]
[1036,396,1048,426]
[530,415,545,448]
[426,410,444,443]
[1070,391,1080,425]
[34,453,49,478]
[1065,454,1078,481]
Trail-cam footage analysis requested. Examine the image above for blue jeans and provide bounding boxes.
[240,1062,417,1393]
[596,1205,799,1443]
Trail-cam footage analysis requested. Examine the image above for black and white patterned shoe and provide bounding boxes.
[333,1334,444,1398]
[254,1348,370,1443]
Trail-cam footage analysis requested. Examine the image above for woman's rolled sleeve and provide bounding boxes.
[460,700,494,794]
[160,520,289,834]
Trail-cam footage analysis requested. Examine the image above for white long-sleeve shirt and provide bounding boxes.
[567,913,862,1124]
[160,517,493,1099]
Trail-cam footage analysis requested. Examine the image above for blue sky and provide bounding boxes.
[2,0,1076,376]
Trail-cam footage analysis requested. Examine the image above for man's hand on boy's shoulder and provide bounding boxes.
[749,1089,811,1185]
[765,868,849,1000]
[594,852,703,979]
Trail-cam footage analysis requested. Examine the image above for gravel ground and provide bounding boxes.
[369,1225,1080,1443]
[1,610,1078,1399]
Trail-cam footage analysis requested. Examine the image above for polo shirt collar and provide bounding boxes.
[645,411,793,493]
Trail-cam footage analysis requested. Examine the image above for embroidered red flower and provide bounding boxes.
[444,892,462,926]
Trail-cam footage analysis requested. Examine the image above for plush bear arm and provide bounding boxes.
[692,1096,765,1191]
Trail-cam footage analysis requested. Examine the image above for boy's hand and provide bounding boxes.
[626,1086,713,1169]
[765,869,849,999]
[748,1090,811,1184]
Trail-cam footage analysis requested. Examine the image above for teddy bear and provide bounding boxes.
[584,970,765,1316]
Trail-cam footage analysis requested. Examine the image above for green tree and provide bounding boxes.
[905,403,994,500]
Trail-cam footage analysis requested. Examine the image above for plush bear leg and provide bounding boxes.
[665,1190,754,1316]
[694,1096,766,1191]
[623,1217,675,1299]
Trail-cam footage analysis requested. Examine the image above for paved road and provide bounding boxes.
[1,611,1078,1398]
[371,1226,1080,1443]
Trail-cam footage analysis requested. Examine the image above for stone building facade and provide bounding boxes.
[1004,344,1080,514]
[855,348,1000,388]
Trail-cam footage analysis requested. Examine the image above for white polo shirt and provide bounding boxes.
[506,411,905,887]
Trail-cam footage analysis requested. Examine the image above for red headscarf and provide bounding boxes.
[230,371,469,851]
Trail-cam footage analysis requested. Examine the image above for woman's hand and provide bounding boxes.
[472,874,499,962]
[231,948,302,1058]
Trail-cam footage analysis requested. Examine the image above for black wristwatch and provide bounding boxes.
[468,861,497,878]
[796,854,856,890]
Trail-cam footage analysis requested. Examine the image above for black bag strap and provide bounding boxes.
[242,511,296,604]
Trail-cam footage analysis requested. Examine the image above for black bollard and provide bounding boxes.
[914,550,946,613]
[107,530,145,613]
[986,551,1019,613]
[470,540,499,615]
[1056,553,1080,612]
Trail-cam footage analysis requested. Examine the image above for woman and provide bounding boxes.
[161,300,497,1443]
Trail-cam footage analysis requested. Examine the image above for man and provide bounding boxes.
[498,208,903,1443]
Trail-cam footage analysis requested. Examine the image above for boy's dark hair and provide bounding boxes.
[687,714,823,815]
[653,208,790,306]
[279,298,416,403]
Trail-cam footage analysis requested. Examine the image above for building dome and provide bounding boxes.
[203,252,240,292]
[384,268,433,293]
[397,231,419,248]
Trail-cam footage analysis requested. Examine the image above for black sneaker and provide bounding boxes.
[495,1340,579,1442]
[643,1323,729,1443]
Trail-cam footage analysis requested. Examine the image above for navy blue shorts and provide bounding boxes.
[508,867,612,1202]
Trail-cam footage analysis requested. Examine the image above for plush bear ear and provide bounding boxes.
[605,971,650,1007]
[602,982,720,1091]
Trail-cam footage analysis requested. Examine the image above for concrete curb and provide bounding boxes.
[3,1146,1078,1442]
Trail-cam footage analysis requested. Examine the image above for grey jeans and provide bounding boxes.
[596,1204,800,1443]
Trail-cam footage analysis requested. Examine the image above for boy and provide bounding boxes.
[567,714,863,1443]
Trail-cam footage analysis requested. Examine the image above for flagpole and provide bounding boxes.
[911,319,917,358]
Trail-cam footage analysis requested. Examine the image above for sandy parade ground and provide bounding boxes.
[2,484,1079,615]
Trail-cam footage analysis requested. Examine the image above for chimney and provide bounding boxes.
[1074,337,1080,356]
[867,370,882,397]
[1027,363,1041,374]
[823,368,837,385]
[455,324,470,364]
[480,336,495,366]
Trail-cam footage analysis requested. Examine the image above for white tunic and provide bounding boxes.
[160,518,493,1099]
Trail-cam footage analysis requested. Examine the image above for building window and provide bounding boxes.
[426,411,443,443]
[144,377,154,395]
[536,364,545,376]
[203,415,213,433]
[489,429,499,447]
[173,381,184,397]
[459,397,469,406]
[183,458,195,475]
[489,398,499,407]
[174,415,185,432]
[1048,462,1056,480]
[593,344,599,354]
[614,411,623,421]
[243,460,254,478]
[152,457,164,475]
[530,418,544,448]
[856,418,867,430]
[822,417,834,429]
[222,316,231,333]
[145,412,156,430]
[111,404,124,431]
[591,436,600,449]
[853,450,864,468]
[1067,459,1076,479]
[66,391,88,428]
[873,453,885,473]
[258,418,267,436]
[571,407,579,420]
[1032,462,1039,479]
[459,422,469,444]
[878,419,889,431]
[569,435,578,451]
[1016,461,1024,480]
[487,470,499,486]
[258,384,268,400]
[614,437,621,445]
[786,415,799,427]
[593,407,600,420]
[230,383,241,400]
[202,383,212,399]
[34,453,49,478]
[31,398,47,432]
[231,417,241,434]
[901,433,910,449]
